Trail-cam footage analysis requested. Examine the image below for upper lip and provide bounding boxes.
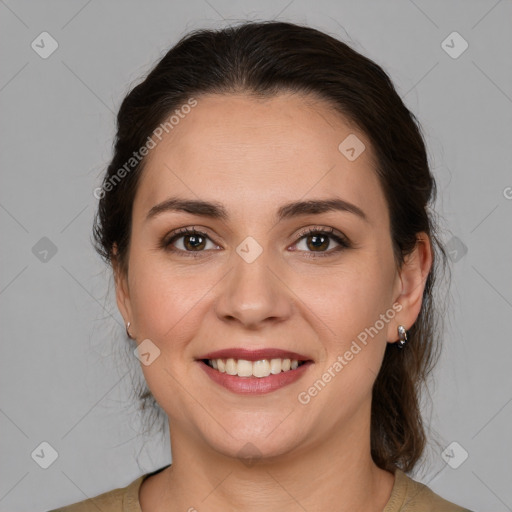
[198,348,312,362]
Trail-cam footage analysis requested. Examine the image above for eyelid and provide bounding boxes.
[293,225,347,241]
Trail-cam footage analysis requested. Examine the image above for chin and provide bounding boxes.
[199,417,310,464]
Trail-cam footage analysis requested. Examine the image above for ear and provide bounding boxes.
[386,232,433,343]
[112,244,133,334]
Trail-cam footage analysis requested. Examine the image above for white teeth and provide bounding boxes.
[237,359,253,377]
[225,358,237,375]
[270,358,282,374]
[253,359,270,378]
[206,358,304,378]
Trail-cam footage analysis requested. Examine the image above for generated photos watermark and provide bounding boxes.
[297,302,402,405]
[93,97,198,200]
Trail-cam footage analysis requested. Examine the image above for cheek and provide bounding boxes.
[129,266,174,336]
[293,253,395,397]
[127,257,214,415]
[291,267,393,427]
[302,268,393,397]
[296,258,394,339]
[128,254,216,351]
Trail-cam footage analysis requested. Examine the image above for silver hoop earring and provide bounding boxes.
[397,325,407,349]
[126,322,133,339]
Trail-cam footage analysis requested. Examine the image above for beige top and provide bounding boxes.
[49,467,474,511]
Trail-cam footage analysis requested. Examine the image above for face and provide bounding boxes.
[115,92,428,461]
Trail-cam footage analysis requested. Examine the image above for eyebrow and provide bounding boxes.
[146,197,368,223]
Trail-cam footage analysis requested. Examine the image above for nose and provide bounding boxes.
[214,246,293,329]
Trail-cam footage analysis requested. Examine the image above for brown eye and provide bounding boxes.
[181,233,207,251]
[304,233,330,252]
[293,227,351,257]
[163,228,218,256]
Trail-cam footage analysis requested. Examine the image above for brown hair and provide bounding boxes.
[93,20,449,473]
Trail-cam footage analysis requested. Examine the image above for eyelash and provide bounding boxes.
[161,226,352,259]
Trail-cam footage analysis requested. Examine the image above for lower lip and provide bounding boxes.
[197,360,313,394]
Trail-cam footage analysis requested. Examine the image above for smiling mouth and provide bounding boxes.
[201,358,308,378]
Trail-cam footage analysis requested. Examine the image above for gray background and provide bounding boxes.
[1,0,511,510]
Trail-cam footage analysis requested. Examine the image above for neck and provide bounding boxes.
[140,408,395,511]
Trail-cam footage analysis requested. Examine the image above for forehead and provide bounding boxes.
[134,92,386,224]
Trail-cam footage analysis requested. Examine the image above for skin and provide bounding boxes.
[114,92,432,511]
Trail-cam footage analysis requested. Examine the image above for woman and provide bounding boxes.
[51,20,474,512]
